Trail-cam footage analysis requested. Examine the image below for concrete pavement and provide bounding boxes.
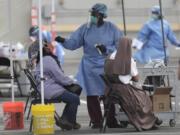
[0,123,179,135]
[0,96,180,135]
[0,59,180,134]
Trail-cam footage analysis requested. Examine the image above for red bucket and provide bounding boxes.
[2,101,24,130]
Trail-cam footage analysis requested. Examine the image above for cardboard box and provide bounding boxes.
[151,87,172,112]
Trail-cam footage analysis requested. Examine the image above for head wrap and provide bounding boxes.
[113,37,132,75]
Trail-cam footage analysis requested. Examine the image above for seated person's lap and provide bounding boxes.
[55,90,80,105]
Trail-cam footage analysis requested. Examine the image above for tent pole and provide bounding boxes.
[159,0,170,86]
[38,0,44,104]
[159,0,167,66]
[121,0,127,36]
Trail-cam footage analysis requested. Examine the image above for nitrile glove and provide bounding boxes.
[55,36,65,43]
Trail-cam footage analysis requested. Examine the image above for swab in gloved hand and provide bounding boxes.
[95,44,107,55]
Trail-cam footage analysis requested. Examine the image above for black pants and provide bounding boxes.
[87,96,102,125]
[87,96,118,127]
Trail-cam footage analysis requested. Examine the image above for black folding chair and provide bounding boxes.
[99,74,122,133]
[23,69,61,132]
[0,57,22,96]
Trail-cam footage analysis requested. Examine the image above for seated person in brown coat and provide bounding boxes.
[104,37,162,131]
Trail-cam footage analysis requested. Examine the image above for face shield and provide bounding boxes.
[87,11,98,27]
[151,13,159,20]
[29,26,39,41]
[90,14,98,25]
[87,3,107,27]
[151,5,161,20]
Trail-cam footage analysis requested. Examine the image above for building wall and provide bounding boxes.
[0,0,31,47]
[0,0,180,58]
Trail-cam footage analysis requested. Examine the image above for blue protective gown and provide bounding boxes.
[134,19,180,64]
[55,42,65,65]
[62,21,122,96]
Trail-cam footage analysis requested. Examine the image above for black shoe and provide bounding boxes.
[91,123,102,129]
[136,127,143,132]
[56,117,73,130]
[151,125,159,130]
[155,118,163,126]
[73,122,81,129]
[107,124,123,128]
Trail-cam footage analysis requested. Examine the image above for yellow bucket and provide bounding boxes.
[32,104,55,135]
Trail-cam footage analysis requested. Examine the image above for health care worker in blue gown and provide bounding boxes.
[55,3,122,128]
[133,5,180,64]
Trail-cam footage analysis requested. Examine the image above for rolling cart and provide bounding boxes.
[138,66,178,127]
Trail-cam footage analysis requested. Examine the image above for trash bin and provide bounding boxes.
[2,101,24,130]
[32,104,55,135]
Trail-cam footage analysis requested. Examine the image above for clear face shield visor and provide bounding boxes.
[151,9,161,20]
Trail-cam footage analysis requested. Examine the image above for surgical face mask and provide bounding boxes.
[151,14,159,20]
[90,16,98,25]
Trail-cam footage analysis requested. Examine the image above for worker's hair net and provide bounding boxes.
[151,5,161,15]
[89,3,108,18]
